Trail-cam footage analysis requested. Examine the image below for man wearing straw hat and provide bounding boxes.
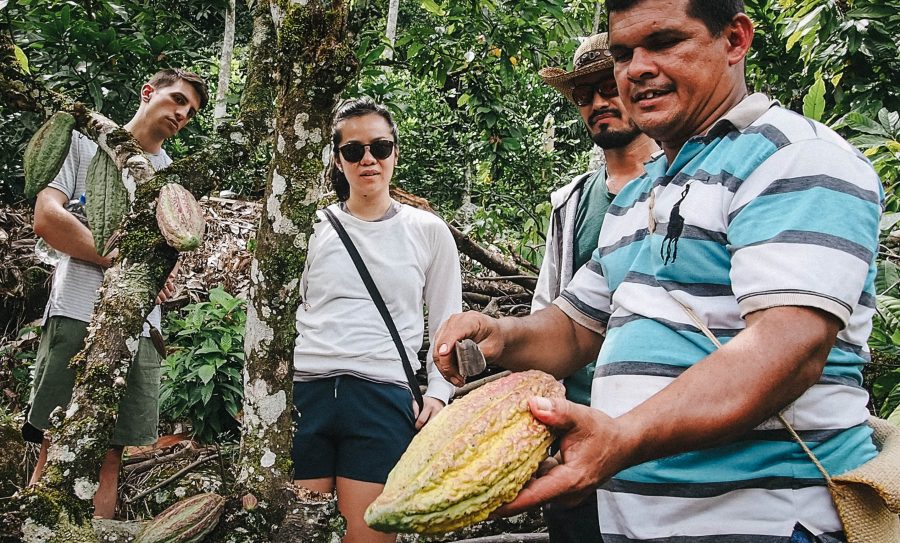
[434,0,886,540]
[533,31,658,543]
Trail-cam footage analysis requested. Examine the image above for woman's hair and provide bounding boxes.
[328,98,399,201]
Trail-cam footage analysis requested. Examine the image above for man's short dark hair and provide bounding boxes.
[607,0,744,36]
[148,68,209,110]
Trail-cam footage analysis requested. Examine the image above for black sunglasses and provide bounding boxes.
[571,80,619,107]
[337,140,396,162]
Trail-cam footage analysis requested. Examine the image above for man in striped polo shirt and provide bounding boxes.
[25,69,208,518]
[534,32,659,543]
[434,1,882,540]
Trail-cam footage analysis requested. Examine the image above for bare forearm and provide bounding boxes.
[433,304,603,387]
[619,306,838,467]
[34,189,107,266]
[495,305,603,378]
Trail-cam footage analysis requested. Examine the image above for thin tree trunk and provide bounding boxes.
[384,0,400,59]
[214,0,237,125]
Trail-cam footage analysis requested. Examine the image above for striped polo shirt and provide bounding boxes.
[555,93,881,541]
[43,131,168,333]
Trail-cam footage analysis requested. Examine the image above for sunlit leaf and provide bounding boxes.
[420,0,445,17]
[13,45,29,75]
[198,364,216,385]
[843,112,890,137]
[802,76,825,121]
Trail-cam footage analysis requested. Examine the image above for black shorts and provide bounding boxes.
[292,375,416,484]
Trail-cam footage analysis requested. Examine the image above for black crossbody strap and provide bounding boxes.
[322,208,425,412]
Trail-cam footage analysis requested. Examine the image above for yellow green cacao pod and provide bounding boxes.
[364,370,565,534]
[85,150,126,255]
[156,183,205,251]
[24,111,76,198]
[133,492,225,543]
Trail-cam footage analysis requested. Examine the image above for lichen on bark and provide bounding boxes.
[229,0,361,540]
[1,0,370,539]
[0,10,274,538]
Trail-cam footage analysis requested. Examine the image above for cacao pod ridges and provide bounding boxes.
[84,149,127,254]
[133,492,225,543]
[156,183,205,252]
[364,370,564,534]
[24,111,76,198]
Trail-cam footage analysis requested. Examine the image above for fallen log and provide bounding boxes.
[391,187,536,290]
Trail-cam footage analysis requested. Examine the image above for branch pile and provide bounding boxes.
[0,204,50,337]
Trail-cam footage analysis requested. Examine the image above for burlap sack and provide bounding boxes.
[829,416,900,543]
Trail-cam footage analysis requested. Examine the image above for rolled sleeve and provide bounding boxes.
[727,140,882,327]
[554,251,612,335]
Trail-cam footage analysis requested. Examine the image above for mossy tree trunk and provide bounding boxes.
[2,0,367,540]
[0,8,277,540]
[225,0,360,540]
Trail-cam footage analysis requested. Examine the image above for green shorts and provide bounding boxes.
[26,315,162,446]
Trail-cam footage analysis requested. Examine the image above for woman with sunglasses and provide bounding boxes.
[291,98,461,543]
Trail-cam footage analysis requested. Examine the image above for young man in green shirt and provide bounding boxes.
[532,32,659,542]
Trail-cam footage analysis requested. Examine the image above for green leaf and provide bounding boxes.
[407,42,425,60]
[208,286,229,305]
[224,399,240,417]
[458,93,471,107]
[200,381,214,405]
[888,403,900,427]
[850,134,890,149]
[846,6,897,19]
[877,109,900,135]
[60,4,71,28]
[878,381,900,419]
[877,294,900,329]
[880,212,900,233]
[842,112,890,137]
[420,0,445,17]
[802,76,825,122]
[785,4,824,51]
[197,364,216,385]
[195,338,222,355]
[12,44,30,75]
[220,382,244,396]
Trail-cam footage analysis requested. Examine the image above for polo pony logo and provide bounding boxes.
[661,182,691,265]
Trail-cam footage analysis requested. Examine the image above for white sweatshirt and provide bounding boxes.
[293,202,461,403]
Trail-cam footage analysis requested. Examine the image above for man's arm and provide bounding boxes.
[33,187,113,268]
[433,304,603,387]
[496,304,838,514]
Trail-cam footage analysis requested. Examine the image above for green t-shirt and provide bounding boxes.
[565,168,615,406]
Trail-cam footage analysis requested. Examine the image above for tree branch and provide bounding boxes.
[390,186,536,290]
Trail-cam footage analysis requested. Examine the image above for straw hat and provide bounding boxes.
[539,33,613,103]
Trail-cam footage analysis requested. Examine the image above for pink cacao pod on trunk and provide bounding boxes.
[156,182,205,251]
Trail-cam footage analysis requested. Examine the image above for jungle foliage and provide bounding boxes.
[160,287,245,444]
[2,0,899,424]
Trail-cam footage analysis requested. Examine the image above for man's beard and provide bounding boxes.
[591,120,642,149]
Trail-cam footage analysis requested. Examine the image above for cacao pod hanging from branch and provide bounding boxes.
[23,111,76,198]
[85,149,128,255]
[156,182,206,252]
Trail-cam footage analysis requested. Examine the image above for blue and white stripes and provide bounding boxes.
[555,94,882,541]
